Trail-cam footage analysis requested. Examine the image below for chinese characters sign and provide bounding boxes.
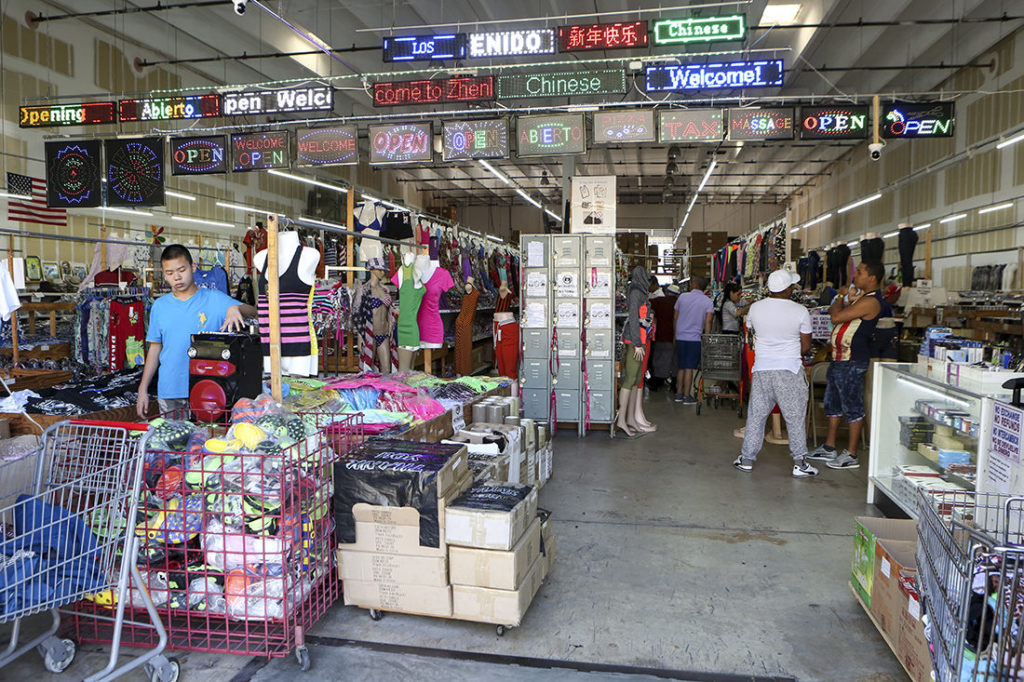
[557,21,647,51]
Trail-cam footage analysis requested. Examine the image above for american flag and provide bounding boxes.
[6,172,67,227]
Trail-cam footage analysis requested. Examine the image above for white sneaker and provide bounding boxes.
[792,459,819,478]
[806,445,839,462]
[733,456,754,472]
[827,450,860,470]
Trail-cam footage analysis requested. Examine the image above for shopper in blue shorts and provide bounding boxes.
[673,275,714,404]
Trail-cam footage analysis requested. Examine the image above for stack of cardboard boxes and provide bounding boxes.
[686,231,729,280]
[448,402,552,489]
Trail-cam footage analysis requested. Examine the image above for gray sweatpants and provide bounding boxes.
[740,369,809,462]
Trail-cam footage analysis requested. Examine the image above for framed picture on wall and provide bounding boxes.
[25,256,41,282]
[42,262,60,281]
[72,264,87,280]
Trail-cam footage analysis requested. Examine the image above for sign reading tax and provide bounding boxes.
[230,131,290,172]
[497,70,626,99]
[799,105,869,139]
[373,76,494,107]
[105,137,165,207]
[20,101,116,128]
[171,136,227,175]
[222,85,333,116]
[593,110,655,144]
[557,21,647,51]
[652,15,745,45]
[369,123,432,164]
[646,59,783,91]
[882,101,955,138]
[728,108,795,140]
[442,119,509,161]
[382,34,466,62]
[46,140,102,207]
[659,109,724,142]
[517,114,586,157]
[295,126,358,166]
[118,94,220,122]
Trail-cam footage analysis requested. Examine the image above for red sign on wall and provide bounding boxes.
[373,76,495,107]
[558,21,648,51]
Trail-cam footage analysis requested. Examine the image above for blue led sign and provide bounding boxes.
[382,34,467,62]
[645,59,784,92]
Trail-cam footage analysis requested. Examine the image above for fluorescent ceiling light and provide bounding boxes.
[171,215,234,229]
[837,192,882,214]
[516,188,542,209]
[789,227,800,234]
[883,231,898,239]
[544,208,562,222]
[804,212,832,228]
[486,234,503,243]
[361,193,406,211]
[761,3,802,24]
[300,216,346,229]
[695,160,717,194]
[165,190,196,201]
[940,213,967,224]
[568,105,600,112]
[996,131,1024,149]
[269,169,348,193]
[101,206,153,216]
[217,200,258,212]
[479,160,511,185]
[978,202,1013,214]
[913,223,931,231]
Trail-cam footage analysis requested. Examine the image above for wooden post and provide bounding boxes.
[925,229,933,280]
[345,188,356,373]
[7,244,18,367]
[266,214,283,402]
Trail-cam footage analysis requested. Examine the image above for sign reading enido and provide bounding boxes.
[497,70,626,99]
[468,29,556,58]
[373,76,495,107]
[442,119,509,161]
[382,34,467,62]
[645,59,784,91]
[222,85,333,116]
[119,95,220,122]
[557,21,647,51]
[20,102,116,128]
[516,114,586,157]
[799,105,869,139]
[230,131,290,172]
[659,110,724,142]
[652,15,745,45]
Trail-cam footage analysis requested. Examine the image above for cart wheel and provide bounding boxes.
[144,657,180,682]
[369,609,384,621]
[295,645,311,672]
[496,625,507,636]
[41,638,76,674]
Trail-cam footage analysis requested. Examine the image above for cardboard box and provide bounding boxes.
[540,511,556,579]
[357,440,468,498]
[451,556,544,626]
[871,539,917,639]
[337,549,448,587]
[343,580,453,618]
[444,423,523,483]
[446,484,539,551]
[449,517,542,590]
[896,580,932,682]
[537,443,552,486]
[852,517,918,608]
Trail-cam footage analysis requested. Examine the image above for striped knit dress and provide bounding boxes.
[257,245,314,358]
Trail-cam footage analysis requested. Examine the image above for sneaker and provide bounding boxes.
[674,393,685,402]
[681,395,697,405]
[827,450,860,469]
[805,445,839,462]
[793,459,819,478]
[733,456,754,472]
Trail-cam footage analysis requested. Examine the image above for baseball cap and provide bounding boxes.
[767,269,801,293]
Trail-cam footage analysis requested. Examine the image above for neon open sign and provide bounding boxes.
[728,107,795,141]
[882,101,955,138]
[497,70,626,99]
[170,135,227,175]
[658,110,724,142]
[373,76,494,107]
[442,119,509,161]
[369,123,432,164]
[119,95,220,122]
[645,59,784,91]
[222,86,334,116]
[230,131,290,172]
[799,105,869,139]
[652,15,745,45]
[557,21,647,51]
[382,34,467,62]
[468,29,556,58]
[19,102,116,128]
[593,110,655,143]
[516,114,586,157]
[296,126,358,166]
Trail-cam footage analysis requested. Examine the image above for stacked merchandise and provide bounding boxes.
[890,464,970,510]
[20,368,143,416]
[898,416,934,450]
[687,231,729,280]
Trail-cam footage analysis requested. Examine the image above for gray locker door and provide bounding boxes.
[588,390,614,421]
[585,236,615,266]
[556,361,581,390]
[551,236,581,267]
[554,300,580,328]
[586,298,614,329]
[587,360,615,391]
[588,328,614,359]
[523,328,550,358]
[521,358,550,390]
[522,299,548,328]
[521,235,548,268]
[522,388,550,420]
[557,328,580,359]
[555,390,580,422]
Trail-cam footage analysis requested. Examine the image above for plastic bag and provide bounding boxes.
[147,418,198,452]
[203,518,286,572]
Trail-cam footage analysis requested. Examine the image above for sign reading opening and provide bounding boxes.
[20,102,116,128]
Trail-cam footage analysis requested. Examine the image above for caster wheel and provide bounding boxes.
[42,638,76,674]
[295,645,311,672]
[496,625,506,636]
[369,609,384,621]
[144,657,180,682]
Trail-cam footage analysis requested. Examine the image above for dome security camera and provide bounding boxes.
[868,141,884,161]
[232,0,248,15]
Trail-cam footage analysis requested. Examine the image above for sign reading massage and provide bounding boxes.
[222,86,334,116]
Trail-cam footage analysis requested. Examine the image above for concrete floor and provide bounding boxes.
[0,392,906,681]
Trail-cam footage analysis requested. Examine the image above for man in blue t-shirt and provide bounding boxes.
[136,245,257,417]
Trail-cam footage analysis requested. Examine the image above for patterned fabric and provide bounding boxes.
[257,244,313,357]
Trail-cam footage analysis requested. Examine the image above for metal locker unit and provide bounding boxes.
[521,357,550,391]
[588,391,614,422]
[588,328,615,360]
[587,360,615,392]
[555,390,580,422]
[521,388,549,420]
[522,328,550,358]
[521,235,552,421]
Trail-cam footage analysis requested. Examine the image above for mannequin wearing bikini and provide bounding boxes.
[366,266,393,372]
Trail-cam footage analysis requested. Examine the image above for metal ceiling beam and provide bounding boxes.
[28,1,223,24]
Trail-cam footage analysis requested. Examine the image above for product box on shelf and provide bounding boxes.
[537,441,553,487]
[445,483,539,551]
[451,556,545,626]
[449,517,542,591]
[337,550,449,587]
[342,580,453,618]
[852,517,918,608]
[443,423,524,483]
[871,539,917,640]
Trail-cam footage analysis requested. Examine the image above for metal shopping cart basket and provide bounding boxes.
[0,419,176,682]
[916,487,1024,681]
[695,333,745,417]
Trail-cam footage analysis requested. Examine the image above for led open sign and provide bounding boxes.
[171,135,228,175]
[593,110,655,144]
[799,105,869,139]
[383,34,467,62]
[652,15,745,45]
[20,101,116,128]
[230,131,290,172]
[646,59,784,91]
[468,29,556,58]
[373,76,494,107]
[369,123,432,164]
[728,108,795,141]
[557,21,647,51]
[516,114,586,157]
[442,119,509,161]
[119,94,220,122]
[659,110,724,142]
[882,101,954,138]
[296,126,358,166]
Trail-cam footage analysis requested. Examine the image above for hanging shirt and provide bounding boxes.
[194,266,229,294]
[0,268,21,321]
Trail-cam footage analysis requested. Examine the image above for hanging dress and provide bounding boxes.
[258,245,314,358]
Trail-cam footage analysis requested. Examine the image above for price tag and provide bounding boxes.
[908,595,921,621]
[880,556,891,578]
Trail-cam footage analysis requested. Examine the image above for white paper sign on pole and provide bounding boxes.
[570,175,616,234]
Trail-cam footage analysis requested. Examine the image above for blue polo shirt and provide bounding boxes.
[146,287,240,398]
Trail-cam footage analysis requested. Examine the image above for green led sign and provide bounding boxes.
[497,69,626,99]
[653,15,745,45]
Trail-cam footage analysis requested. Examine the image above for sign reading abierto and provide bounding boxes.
[295,126,358,166]
[517,114,586,157]
[728,107,795,140]
[382,34,467,62]
[118,94,220,122]
[645,59,784,91]
[170,135,228,175]
[497,70,626,99]
[20,102,116,128]
[468,29,556,58]
[373,76,494,107]
[652,15,745,45]
[557,21,647,51]
[442,119,509,161]
[222,85,333,116]
[593,110,655,144]
[659,109,724,142]
[882,101,955,138]
[369,122,433,164]
[230,131,290,172]
[799,105,869,139]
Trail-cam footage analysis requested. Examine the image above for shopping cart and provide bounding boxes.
[695,333,745,417]
[916,487,1024,681]
[0,419,176,682]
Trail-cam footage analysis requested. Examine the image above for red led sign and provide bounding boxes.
[557,21,648,51]
[373,76,495,107]
[20,102,116,128]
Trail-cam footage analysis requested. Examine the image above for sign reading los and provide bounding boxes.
[373,76,494,107]
[497,70,626,99]
[659,110,724,142]
[646,59,784,91]
[230,131,290,172]
[442,119,509,161]
[296,126,358,166]
[593,110,655,143]
[119,95,220,122]
[799,105,869,139]
[517,114,586,157]
[383,34,467,62]
[558,21,647,51]
[20,102,116,128]
[468,29,556,58]
[882,101,955,138]
[222,86,333,116]
[653,15,745,45]
[369,123,432,164]
[170,135,228,175]
[729,107,795,140]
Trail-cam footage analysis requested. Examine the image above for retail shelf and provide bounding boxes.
[869,474,919,518]
[912,407,978,442]
[897,444,977,490]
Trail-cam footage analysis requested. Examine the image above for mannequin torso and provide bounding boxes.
[255,231,321,376]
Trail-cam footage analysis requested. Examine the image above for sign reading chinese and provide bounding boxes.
[373,76,495,107]
[295,126,358,166]
[105,137,164,207]
[20,101,116,128]
[45,140,102,207]
[882,101,955,138]
[118,94,220,122]
[230,131,290,172]
[468,29,556,58]
[442,119,509,161]
[222,85,333,116]
[799,105,869,139]
[645,59,784,92]
[497,70,626,99]
[170,135,228,175]
[570,175,616,234]
[516,114,586,157]
[557,21,647,51]
[659,109,724,142]
[593,110,655,143]
[652,15,745,45]
[728,107,795,140]
[369,122,432,164]
[382,33,467,62]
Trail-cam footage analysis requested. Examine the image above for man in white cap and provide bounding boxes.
[734,269,817,478]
